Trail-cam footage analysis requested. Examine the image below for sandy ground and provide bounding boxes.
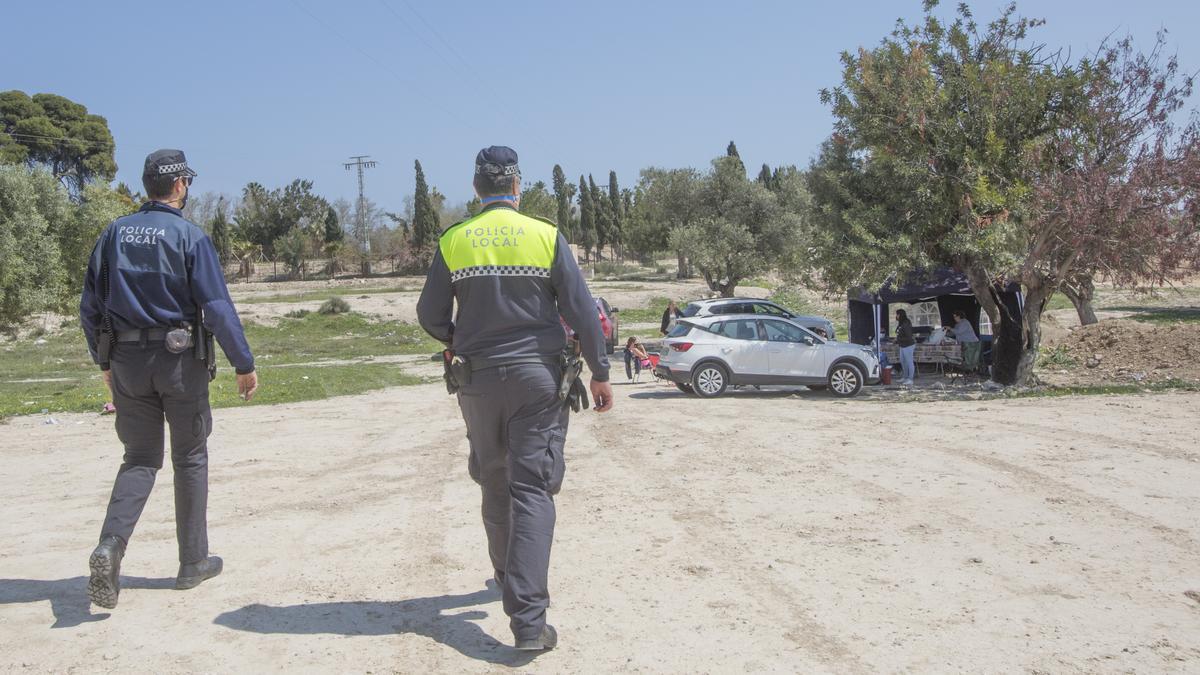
[227,278,761,327]
[2,382,1199,673]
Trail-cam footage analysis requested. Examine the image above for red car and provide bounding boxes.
[562,297,619,354]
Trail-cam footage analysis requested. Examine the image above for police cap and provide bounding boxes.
[475,146,520,177]
[143,149,198,179]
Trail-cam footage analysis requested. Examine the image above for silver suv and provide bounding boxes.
[655,315,880,397]
[680,297,837,340]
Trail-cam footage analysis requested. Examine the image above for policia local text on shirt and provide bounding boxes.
[79,149,258,610]
[417,145,613,652]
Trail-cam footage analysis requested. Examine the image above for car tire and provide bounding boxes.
[828,362,863,397]
[675,382,695,395]
[806,384,827,391]
[691,362,729,398]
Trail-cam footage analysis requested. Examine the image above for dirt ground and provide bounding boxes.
[2,382,1199,673]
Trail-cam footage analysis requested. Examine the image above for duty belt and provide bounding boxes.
[116,328,170,342]
[468,354,561,372]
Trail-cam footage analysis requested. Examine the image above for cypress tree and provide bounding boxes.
[210,205,230,266]
[588,174,608,259]
[323,205,343,244]
[756,163,773,188]
[726,140,745,175]
[412,159,438,248]
[608,170,622,253]
[578,175,596,260]
[552,164,573,240]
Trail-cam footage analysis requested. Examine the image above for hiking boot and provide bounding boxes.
[515,624,557,651]
[175,555,223,590]
[88,535,125,609]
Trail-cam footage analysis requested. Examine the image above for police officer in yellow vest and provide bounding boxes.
[417,146,612,651]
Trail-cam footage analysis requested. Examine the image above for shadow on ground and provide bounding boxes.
[0,575,175,628]
[213,580,541,667]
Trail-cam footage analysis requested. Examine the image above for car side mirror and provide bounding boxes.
[802,337,816,346]
[611,307,620,313]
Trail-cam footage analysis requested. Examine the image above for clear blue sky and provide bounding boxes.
[5,1,1198,213]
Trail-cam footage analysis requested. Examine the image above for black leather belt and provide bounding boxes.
[116,328,170,342]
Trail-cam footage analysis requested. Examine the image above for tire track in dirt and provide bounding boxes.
[584,400,871,674]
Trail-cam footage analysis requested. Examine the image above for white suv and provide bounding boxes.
[655,315,880,397]
[680,297,837,340]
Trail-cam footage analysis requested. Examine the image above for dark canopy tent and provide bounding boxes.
[847,269,1022,356]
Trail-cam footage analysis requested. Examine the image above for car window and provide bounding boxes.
[667,322,693,338]
[681,303,701,317]
[762,320,810,343]
[753,302,790,317]
[714,319,760,341]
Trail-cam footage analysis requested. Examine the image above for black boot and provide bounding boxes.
[87,535,125,609]
[175,555,223,590]
[515,624,557,651]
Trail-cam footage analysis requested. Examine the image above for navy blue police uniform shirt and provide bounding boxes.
[80,201,255,374]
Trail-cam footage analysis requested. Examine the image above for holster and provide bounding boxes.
[194,310,216,382]
[96,329,113,364]
[443,350,470,394]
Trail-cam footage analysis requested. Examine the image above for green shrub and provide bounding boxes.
[284,309,311,319]
[318,296,350,315]
[1038,344,1077,368]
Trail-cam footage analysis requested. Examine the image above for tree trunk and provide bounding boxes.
[1060,275,1099,325]
[675,251,689,279]
[962,264,1050,386]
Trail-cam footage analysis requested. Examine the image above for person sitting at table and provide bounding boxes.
[945,310,981,372]
[624,336,651,382]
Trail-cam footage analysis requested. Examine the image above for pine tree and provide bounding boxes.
[552,164,573,241]
[412,160,438,248]
[209,205,230,266]
[465,197,482,217]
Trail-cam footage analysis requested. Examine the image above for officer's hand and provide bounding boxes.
[590,378,613,413]
[237,371,259,402]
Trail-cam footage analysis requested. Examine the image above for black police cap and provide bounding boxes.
[475,146,520,176]
[143,149,198,179]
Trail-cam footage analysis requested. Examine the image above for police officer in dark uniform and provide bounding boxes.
[417,146,613,651]
[79,149,258,609]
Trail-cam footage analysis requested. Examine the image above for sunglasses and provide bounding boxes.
[176,175,193,186]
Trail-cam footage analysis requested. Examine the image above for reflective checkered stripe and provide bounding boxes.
[440,208,557,283]
[450,264,551,283]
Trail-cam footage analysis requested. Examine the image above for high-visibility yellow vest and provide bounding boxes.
[439,207,558,283]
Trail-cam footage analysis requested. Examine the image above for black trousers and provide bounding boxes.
[100,342,212,564]
[456,363,568,641]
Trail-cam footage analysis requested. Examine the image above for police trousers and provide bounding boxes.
[456,363,568,641]
[101,342,213,564]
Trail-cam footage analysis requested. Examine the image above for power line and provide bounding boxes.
[286,0,477,132]
[398,0,477,77]
[2,131,114,148]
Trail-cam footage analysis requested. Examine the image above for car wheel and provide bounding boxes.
[675,382,695,395]
[828,363,863,397]
[806,384,827,391]
[691,363,729,398]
